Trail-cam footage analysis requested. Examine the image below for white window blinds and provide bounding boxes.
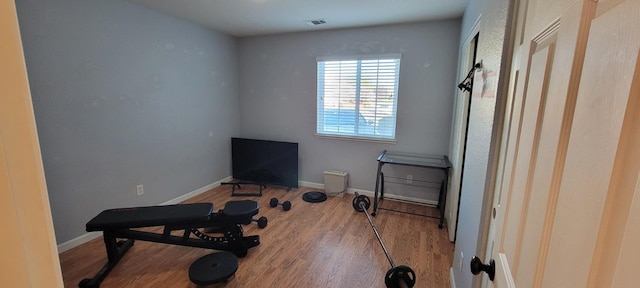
[316,54,401,140]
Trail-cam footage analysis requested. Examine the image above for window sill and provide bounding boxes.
[314,133,397,144]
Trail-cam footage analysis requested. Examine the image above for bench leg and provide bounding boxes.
[79,232,134,288]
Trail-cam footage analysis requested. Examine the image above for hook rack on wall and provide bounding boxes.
[457,62,482,92]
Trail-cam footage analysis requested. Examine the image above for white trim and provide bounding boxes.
[447,15,482,243]
[56,232,102,253]
[463,15,482,46]
[160,176,232,205]
[299,180,324,190]
[450,267,458,288]
[299,181,438,206]
[314,133,397,144]
[56,177,232,253]
[316,53,402,62]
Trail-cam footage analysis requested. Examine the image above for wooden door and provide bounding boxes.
[0,1,64,286]
[485,0,640,287]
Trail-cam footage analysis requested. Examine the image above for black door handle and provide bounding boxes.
[470,256,495,281]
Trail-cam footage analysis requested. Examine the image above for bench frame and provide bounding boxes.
[79,202,260,288]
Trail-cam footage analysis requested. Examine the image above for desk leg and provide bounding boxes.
[372,162,383,216]
[380,172,385,199]
[438,169,449,229]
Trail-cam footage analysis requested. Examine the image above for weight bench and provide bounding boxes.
[79,200,262,288]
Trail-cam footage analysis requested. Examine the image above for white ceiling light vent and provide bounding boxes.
[305,19,327,26]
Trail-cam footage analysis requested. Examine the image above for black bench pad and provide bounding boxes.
[223,200,259,217]
[86,203,213,231]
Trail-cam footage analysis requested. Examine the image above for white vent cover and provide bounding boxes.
[305,19,327,26]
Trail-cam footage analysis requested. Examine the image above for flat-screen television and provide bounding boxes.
[231,137,299,189]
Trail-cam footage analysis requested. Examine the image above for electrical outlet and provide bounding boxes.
[136,184,144,196]
[460,251,464,272]
[406,174,413,184]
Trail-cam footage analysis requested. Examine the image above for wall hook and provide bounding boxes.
[457,62,482,92]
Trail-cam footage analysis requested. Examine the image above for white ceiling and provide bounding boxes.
[126,0,469,37]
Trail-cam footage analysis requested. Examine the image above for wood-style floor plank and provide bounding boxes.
[59,185,454,287]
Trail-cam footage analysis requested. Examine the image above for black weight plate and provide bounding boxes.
[384,265,416,288]
[352,195,370,212]
[189,252,238,285]
[270,198,278,207]
[302,191,327,203]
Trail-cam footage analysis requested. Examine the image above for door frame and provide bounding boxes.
[471,0,521,286]
[447,16,481,242]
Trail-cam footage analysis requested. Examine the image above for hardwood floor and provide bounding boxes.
[59,185,454,287]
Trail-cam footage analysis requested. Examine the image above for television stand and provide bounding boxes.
[222,181,267,197]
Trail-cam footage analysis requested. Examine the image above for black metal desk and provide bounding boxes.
[372,150,451,228]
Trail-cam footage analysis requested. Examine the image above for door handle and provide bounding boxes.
[470,256,495,281]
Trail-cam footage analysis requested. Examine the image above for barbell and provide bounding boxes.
[352,192,416,288]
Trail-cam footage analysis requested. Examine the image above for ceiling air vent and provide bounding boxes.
[305,19,327,26]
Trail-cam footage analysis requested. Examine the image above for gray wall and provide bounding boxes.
[237,21,461,200]
[452,0,513,287]
[16,0,240,244]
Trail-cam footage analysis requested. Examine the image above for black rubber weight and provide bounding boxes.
[302,191,327,203]
[385,265,416,288]
[189,252,238,285]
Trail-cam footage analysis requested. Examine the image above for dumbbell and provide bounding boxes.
[269,198,292,211]
[252,216,268,228]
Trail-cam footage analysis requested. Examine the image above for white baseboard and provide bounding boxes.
[348,187,438,206]
[57,232,102,253]
[56,177,231,253]
[450,267,457,288]
[298,180,324,190]
[160,176,232,205]
[297,182,375,197]
[298,181,438,206]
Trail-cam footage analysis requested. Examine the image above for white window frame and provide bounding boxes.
[315,54,401,142]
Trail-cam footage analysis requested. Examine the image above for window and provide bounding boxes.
[316,54,401,141]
